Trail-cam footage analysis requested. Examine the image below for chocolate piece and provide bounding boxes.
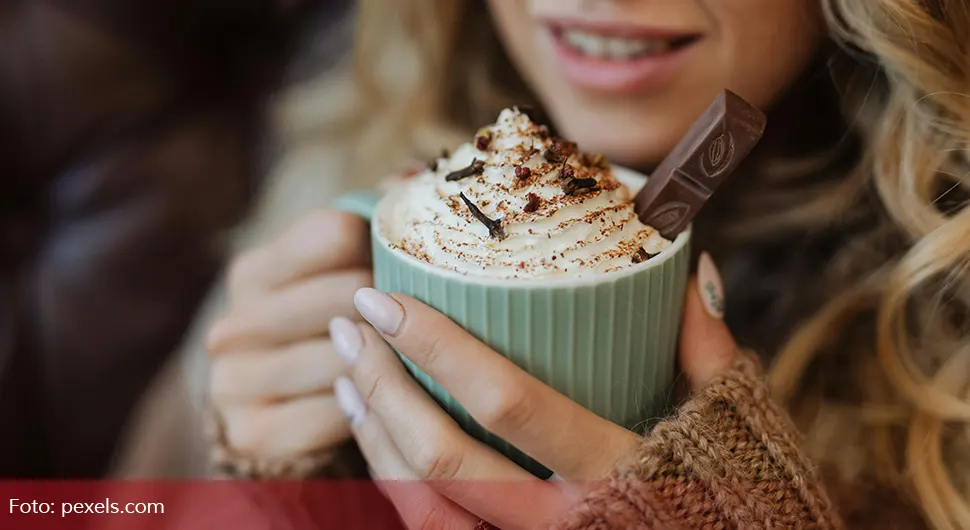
[562,177,598,195]
[545,139,578,163]
[536,125,550,139]
[476,132,492,151]
[560,140,578,156]
[460,192,505,239]
[515,166,532,179]
[582,152,609,169]
[524,193,541,213]
[560,164,575,181]
[445,159,486,181]
[545,148,563,164]
[631,248,650,264]
[634,90,767,239]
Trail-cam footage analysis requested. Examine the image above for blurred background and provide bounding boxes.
[0,0,355,479]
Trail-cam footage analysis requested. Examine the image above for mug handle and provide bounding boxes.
[332,190,384,222]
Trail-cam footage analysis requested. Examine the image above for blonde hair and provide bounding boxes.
[770,3,970,529]
[286,0,970,527]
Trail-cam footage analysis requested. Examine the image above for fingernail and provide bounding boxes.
[334,377,366,426]
[329,317,362,365]
[697,252,725,320]
[354,288,405,336]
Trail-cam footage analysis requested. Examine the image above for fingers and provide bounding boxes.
[207,210,371,466]
[679,252,737,391]
[209,339,347,406]
[208,269,372,353]
[333,379,481,530]
[331,319,572,529]
[338,319,531,481]
[227,211,370,302]
[221,395,349,461]
[352,289,639,480]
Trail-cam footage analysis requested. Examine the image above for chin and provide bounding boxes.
[544,94,693,171]
[555,118,679,171]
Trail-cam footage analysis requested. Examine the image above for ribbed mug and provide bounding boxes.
[334,166,690,478]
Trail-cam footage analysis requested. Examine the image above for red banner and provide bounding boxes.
[0,481,406,530]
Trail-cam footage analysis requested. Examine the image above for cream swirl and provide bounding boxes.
[380,108,671,279]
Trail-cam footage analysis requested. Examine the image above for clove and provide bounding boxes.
[445,159,486,182]
[460,192,505,239]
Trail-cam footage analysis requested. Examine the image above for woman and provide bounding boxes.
[200,0,969,528]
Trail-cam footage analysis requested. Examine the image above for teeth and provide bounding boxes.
[561,29,671,59]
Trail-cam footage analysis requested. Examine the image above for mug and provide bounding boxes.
[335,166,690,478]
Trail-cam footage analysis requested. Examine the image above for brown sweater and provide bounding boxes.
[552,352,840,529]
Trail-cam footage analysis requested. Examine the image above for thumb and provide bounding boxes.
[679,252,738,391]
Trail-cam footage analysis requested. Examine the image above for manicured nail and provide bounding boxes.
[334,377,366,426]
[354,288,405,336]
[329,317,362,365]
[697,252,725,320]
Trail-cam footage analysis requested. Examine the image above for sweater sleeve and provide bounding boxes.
[553,351,844,530]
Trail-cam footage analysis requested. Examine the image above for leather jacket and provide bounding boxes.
[0,0,340,477]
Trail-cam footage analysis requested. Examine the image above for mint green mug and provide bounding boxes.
[335,166,690,478]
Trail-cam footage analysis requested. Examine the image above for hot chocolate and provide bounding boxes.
[380,108,671,279]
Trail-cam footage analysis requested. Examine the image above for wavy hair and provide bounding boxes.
[282,1,970,527]
[771,2,970,528]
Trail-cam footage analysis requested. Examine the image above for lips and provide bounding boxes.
[544,20,701,94]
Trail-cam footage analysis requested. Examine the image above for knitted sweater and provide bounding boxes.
[552,352,840,529]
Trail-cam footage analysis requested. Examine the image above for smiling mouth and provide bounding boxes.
[551,26,700,60]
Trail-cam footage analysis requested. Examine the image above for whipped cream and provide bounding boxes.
[379,108,671,279]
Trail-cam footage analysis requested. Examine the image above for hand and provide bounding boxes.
[330,253,737,529]
[205,210,372,466]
